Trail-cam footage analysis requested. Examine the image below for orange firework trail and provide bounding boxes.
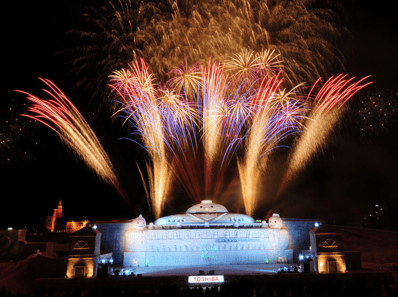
[238,73,307,216]
[18,78,125,200]
[201,60,230,195]
[277,74,372,196]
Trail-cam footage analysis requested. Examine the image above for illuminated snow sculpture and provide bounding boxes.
[122,201,292,268]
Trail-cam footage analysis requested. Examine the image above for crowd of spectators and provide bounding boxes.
[1,276,398,297]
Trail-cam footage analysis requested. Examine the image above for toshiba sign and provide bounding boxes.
[188,275,225,283]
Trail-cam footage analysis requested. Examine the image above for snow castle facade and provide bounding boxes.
[96,200,319,270]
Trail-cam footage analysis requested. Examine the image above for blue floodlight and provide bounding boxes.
[299,254,304,261]
[314,222,320,228]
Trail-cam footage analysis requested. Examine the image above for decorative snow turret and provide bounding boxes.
[268,213,283,229]
[268,213,289,251]
[132,214,146,230]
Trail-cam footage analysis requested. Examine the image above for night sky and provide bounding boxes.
[1,0,397,231]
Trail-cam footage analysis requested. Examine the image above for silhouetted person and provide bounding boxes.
[373,279,381,297]
[71,287,81,297]
[0,287,6,297]
[33,286,45,297]
[48,287,55,297]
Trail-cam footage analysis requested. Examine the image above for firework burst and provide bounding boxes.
[63,0,349,105]
[108,54,371,217]
[167,58,202,96]
[21,47,370,218]
[255,49,283,77]
[225,49,259,83]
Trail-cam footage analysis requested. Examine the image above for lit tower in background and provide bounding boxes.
[43,199,64,233]
[51,198,64,232]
